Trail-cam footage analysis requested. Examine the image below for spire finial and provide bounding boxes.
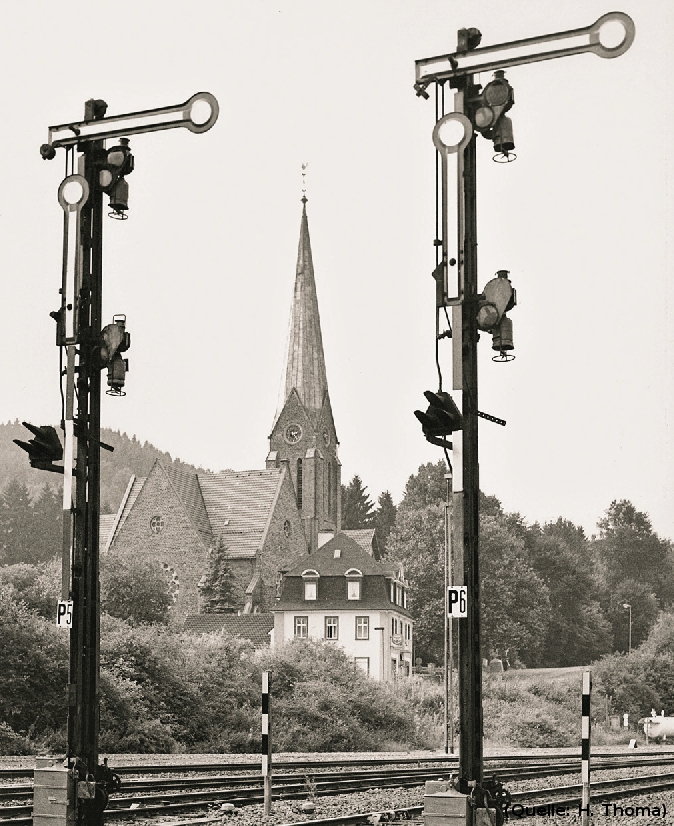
[301,162,308,206]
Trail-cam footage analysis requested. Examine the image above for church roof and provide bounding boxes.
[199,468,284,558]
[280,200,329,417]
[106,463,286,560]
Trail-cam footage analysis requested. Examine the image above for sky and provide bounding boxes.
[0,1,672,541]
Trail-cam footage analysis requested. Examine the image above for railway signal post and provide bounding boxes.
[414,12,634,821]
[27,93,219,826]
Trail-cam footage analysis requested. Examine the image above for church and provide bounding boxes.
[103,198,379,617]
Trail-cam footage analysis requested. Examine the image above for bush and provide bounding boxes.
[0,586,68,737]
[0,722,33,756]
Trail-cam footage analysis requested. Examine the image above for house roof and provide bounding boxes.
[183,613,274,647]
[283,532,399,578]
[342,528,380,559]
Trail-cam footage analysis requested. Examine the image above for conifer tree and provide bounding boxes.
[341,475,375,529]
[200,538,236,613]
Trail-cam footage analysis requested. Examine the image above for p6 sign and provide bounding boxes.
[447,586,467,618]
[56,600,73,629]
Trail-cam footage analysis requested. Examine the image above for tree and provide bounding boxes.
[31,484,62,564]
[100,551,173,625]
[480,513,551,665]
[200,538,236,613]
[0,558,61,620]
[341,476,375,529]
[373,491,397,554]
[526,523,612,665]
[0,479,33,565]
[399,461,448,511]
[595,500,674,601]
[387,504,445,664]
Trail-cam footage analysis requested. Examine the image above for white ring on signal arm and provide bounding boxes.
[589,12,636,59]
[183,92,220,133]
[432,113,473,155]
[58,175,89,211]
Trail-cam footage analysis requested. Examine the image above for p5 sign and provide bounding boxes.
[56,600,73,629]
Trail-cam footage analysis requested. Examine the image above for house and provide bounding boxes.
[273,532,414,681]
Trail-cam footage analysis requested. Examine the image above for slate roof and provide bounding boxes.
[192,468,284,559]
[274,201,330,426]
[99,514,116,550]
[107,463,285,560]
[284,532,399,578]
[183,613,274,647]
[164,463,212,544]
[342,528,380,559]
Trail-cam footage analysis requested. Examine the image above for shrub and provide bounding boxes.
[0,722,33,756]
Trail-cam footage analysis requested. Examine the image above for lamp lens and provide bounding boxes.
[484,80,510,107]
[474,107,493,129]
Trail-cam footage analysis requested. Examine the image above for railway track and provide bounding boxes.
[2,753,673,824]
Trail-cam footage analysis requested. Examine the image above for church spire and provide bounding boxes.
[282,197,329,413]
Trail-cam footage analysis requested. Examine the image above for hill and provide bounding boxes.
[0,420,207,514]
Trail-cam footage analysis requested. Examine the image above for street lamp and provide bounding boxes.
[623,603,632,654]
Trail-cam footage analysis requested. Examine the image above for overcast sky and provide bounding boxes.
[1,1,672,541]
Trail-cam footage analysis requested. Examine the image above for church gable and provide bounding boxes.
[107,461,212,616]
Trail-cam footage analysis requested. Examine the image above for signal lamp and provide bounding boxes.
[13,422,64,473]
[414,390,463,449]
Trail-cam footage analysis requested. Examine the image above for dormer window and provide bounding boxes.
[301,569,319,601]
[333,548,342,559]
[345,568,363,601]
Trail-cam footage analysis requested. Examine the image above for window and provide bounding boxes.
[304,581,317,600]
[405,622,411,641]
[294,616,308,638]
[392,617,398,635]
[355,616,369,640]
[325,616,339,640]
[283,519,291,538]
[347,580,361,600]
[390,582,395,603]
[150,515,165,535]
[354,657,370,676]
[296,459,303,509]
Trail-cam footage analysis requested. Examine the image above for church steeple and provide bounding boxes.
[267,196,341,551]
[282,197,329,414]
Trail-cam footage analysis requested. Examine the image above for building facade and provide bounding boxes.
[273,533,414,681]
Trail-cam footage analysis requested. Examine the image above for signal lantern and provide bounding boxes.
[98,138,134,218]
[107,355,129,396]
[101,315,130,394]
[477,270,515,331]
[13,422,63,473]
[469,70,515,159]
[414,390,463,449]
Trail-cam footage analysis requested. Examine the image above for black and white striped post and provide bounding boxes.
[581,670,591,826]
[262,671,272,816]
